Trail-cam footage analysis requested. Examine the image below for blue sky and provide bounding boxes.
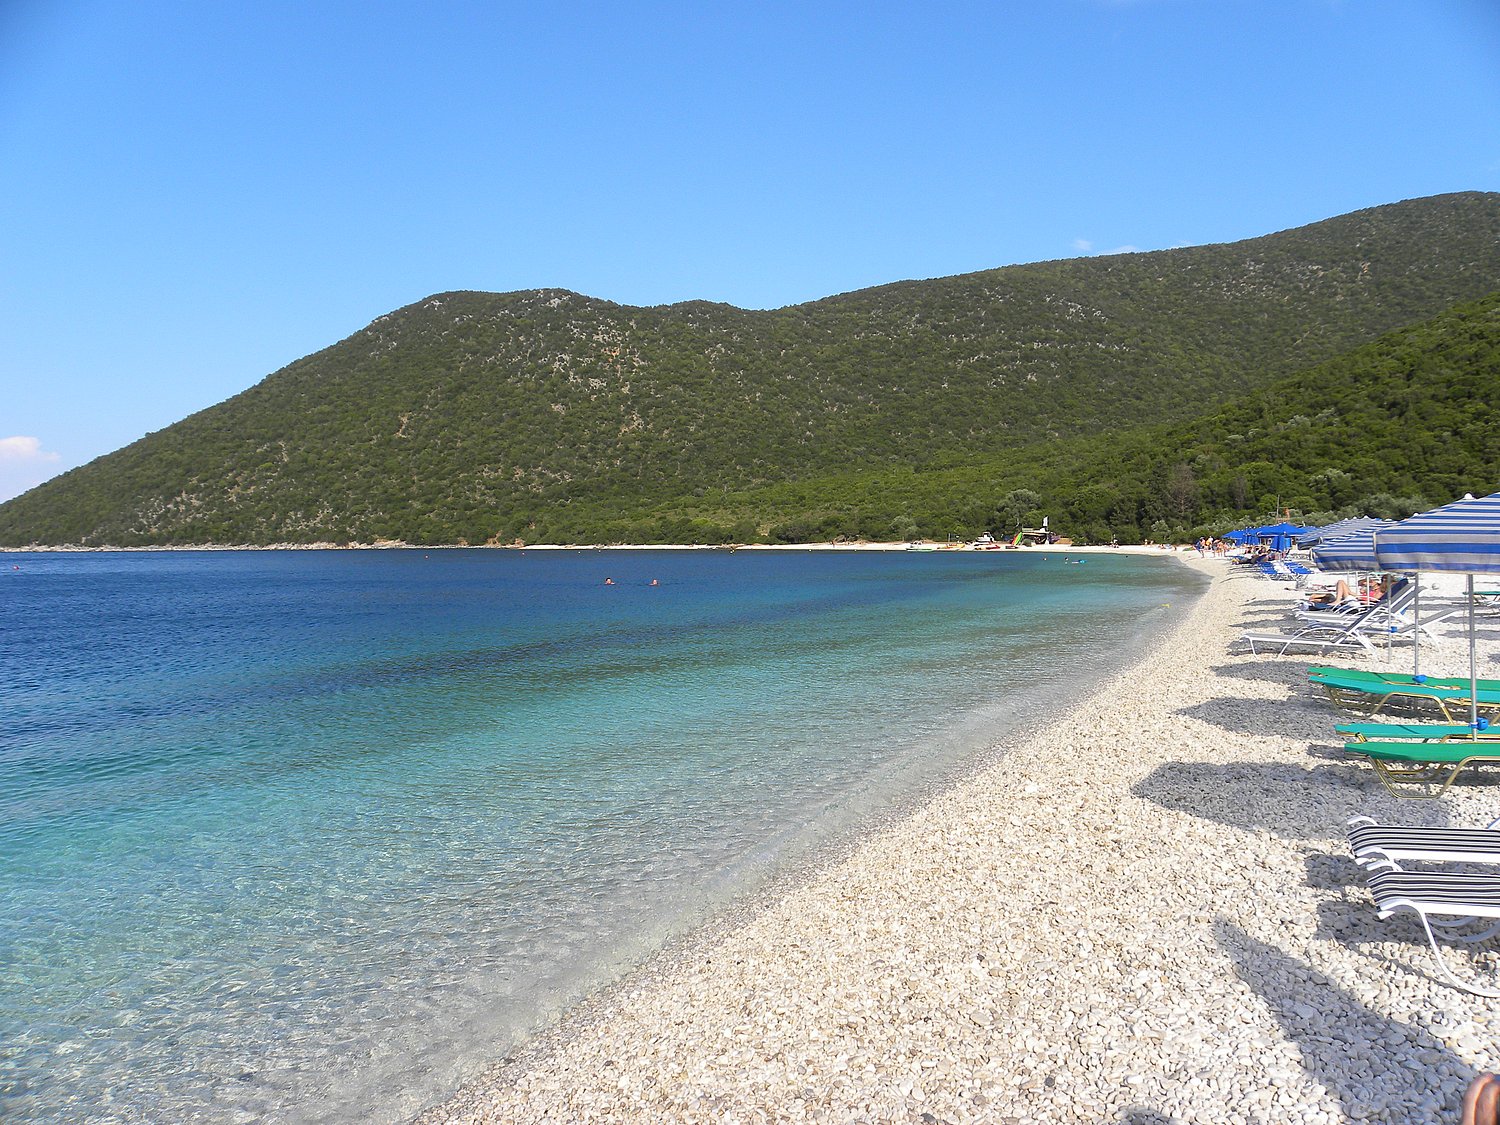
[2,1,1498,501]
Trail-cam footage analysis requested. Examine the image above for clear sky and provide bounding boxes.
[2,1,1498,501]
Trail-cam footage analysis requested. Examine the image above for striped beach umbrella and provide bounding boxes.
[1374,492,1500,573]
[1311,523,1392,572]
[1300,517,1387,547]
[1314,519,1412,670]
[1375,492,1500,729]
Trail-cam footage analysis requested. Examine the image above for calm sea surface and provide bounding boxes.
[0,548,1200,1122]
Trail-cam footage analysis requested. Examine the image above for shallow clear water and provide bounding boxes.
[0,548,1199,1122]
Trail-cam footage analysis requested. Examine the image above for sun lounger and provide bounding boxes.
[1243,581,1447,656]
[1312,669,1500,721]
[1257,560,1312,579]
[1243,629,1382,656]
[1311,666,1500,691]
[1297,602,1369,621]
[1245,613,1395,657]
[1343,740,1500,797]
[1337,721,1493,741]
[1297,579,1411,618]
[1311,670,1465,696]
[1359,863,1500,996]
[1296,607,1458,640]
[1245,617,1429,657]
[1348,815,1500,866]
[1296,606,1456,632]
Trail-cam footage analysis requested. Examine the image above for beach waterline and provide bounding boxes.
[0,548,1201,1123]
[421,557,1500,1125]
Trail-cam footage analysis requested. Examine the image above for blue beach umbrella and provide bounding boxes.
[1223,529,1256,544]
[1375,492,1500,729]
[1255,522,1306,553]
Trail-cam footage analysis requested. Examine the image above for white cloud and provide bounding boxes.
[0,435,58,462]
[0,435,63,503]
[1072,239,1141,258]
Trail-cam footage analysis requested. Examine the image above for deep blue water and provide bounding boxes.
[0,548,1199,1122]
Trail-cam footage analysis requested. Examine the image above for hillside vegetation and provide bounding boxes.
[624,290,1500,547]
[3,192,1500,546]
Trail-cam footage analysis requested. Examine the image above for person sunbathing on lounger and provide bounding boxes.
[1304,576,1399,611]
[1305,578,1360,608]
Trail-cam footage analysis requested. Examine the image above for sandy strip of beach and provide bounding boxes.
[417,557,1500,1124]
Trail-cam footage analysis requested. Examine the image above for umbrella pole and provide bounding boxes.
[1470,574,1480,732]
[1413,570,1421,676]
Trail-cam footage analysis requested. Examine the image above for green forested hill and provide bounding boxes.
[633,290,1500,546]
[4,192,1500,546]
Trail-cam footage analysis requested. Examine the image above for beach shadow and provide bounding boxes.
[1234,611,1297,630]
[1215,918,1471,1120]
[1117,1113,1177,1124]
[1177,696,1330,738]
[1305,743,1349,761]
[1208,661,1317,690]
[1312,876,1414,962]
[1316,879,1500,1009]
[1304,848,1366,890]
[1133,759,1376,839]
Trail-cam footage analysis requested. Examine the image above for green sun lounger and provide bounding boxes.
[1337,722,1489,741]
[1310,666,1500,691]
[1344,739,1500,797]
[1311,669,1500,721]
[1312,670,1469,703]
[1312,668,1500,697]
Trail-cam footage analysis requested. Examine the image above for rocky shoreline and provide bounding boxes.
[414,557,1500,1124]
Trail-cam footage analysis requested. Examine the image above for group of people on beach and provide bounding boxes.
[1192,537,1245,556]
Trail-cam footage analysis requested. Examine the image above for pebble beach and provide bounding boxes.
[417,555,1500,1125]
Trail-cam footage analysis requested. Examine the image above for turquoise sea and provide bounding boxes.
[0,548,1200,1122]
